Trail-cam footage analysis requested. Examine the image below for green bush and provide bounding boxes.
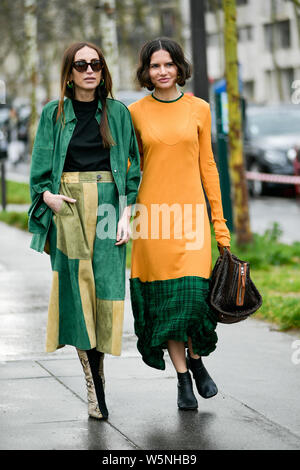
[224,222,300,269]
[0,180,30,205]
[0,211,28,231]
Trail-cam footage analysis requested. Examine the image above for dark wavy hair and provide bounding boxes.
[57,41,115,148]
[136,37,192,91]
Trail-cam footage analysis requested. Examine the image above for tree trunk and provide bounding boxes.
[223,0,252,245]
[270,0,284,102]
[98,0,120,94]
[291,0,300,49]
[24,0,38,157]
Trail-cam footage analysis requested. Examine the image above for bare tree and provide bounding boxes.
[290,0,300,48]
[97,0,120,92]
[270,0,284,101]
[24,0,38,154]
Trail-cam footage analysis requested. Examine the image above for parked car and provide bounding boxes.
[16,104,30,144]
[115,90,149,107]
[243,104,300,196]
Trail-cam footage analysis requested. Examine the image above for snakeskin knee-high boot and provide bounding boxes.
[76,348,108,420]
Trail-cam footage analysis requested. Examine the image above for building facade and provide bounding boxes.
[200,0,300,104]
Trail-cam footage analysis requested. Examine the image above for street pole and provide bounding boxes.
[190,0,209,101]
[1,161,7,211]
[223,0,252,245]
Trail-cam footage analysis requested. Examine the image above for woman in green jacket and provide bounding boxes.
[28,41,140,420]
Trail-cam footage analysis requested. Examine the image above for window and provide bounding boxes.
[265,68,295,102]
[264,23,274,51]
[205,0,222,13]
[238,26,253,42]
[243,80,254,101]
[278,20,291,49]
[207,32,223,48]
[281,67,294,101]
[264,20,291,51]
[205,0,247,11]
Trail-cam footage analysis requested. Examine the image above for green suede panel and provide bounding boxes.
[56,249,91,350]
[93,183,126,300]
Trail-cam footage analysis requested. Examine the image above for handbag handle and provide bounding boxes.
[217,244,231,256]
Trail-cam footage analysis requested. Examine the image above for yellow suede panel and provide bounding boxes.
[54,182,90,260]
[96,299,124,355]
[78,182,98,348]
[111,301,124,356]
[78,259,97,349]
[82,182,98,258]
[46,271,59,352]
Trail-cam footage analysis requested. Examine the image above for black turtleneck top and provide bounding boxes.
[63,98,111,172]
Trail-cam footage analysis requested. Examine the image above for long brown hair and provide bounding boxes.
[58,41,115,148]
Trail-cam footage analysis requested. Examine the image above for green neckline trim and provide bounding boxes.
[151,92,184,103]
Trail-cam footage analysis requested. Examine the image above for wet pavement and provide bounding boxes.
[249,195,300,244]
[0,221,300,450]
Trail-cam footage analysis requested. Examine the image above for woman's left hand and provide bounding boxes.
[115,206,132,246]
[217,244,231,255]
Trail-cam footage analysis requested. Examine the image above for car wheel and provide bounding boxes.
[248,162,264,197]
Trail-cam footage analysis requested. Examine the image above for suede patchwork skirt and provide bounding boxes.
[46,171,126,355]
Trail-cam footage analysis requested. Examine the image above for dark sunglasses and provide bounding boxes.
[72,59,102,72]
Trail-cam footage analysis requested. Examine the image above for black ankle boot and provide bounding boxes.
[86,349,109,419]
[177,371,198,410]
[186,352,218,399]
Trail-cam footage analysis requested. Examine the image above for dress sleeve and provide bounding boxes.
[198,104,231,247]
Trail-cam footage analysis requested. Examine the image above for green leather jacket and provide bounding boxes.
[28,97,141,253]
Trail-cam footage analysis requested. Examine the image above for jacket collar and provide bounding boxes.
[63,96,103,123]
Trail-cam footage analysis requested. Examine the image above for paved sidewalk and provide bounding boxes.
[0,221,300,450]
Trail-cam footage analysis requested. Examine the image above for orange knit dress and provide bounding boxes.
[129,93,230,370]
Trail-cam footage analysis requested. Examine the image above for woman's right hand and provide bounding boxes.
[43,190,76,213]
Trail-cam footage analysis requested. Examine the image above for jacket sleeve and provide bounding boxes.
[28,104,55,234]
[128,102,143,170]
[199,104,231,247]
[133,127,144,171]
[125,116,141,207]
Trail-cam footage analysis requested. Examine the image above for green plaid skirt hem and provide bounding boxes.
[130,276,218,370]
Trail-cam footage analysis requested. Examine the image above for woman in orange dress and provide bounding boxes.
[129,38,230,410]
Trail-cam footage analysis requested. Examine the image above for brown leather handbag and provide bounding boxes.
[209,247,263,324]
